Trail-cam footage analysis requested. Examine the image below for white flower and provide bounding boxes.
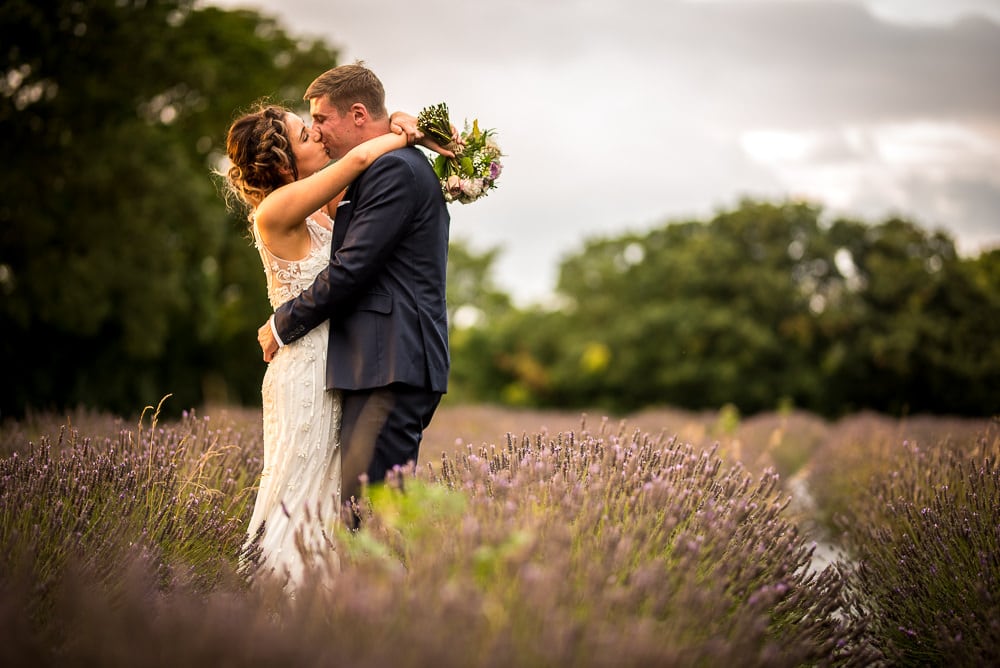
[461,178,484,199]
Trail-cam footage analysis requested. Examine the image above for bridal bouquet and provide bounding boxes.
[418,103,503,204]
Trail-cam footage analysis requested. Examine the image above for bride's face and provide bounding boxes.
[284,113,329,180]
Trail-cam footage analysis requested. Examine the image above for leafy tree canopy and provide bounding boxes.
[0,0,339,416]
[454,200,999,417]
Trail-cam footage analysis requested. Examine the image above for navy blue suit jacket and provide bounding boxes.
[272,146,450,393]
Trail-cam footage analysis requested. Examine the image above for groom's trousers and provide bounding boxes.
[338,383,442,513]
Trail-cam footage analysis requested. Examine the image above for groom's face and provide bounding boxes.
[310,96,354,160]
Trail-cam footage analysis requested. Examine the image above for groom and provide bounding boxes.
[257,62,450,518]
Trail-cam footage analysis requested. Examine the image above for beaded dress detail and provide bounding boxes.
[246,214,341,586]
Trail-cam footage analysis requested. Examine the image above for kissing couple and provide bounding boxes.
[223,62,455,587]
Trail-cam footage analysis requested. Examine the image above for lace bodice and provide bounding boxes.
[252,214,333,309]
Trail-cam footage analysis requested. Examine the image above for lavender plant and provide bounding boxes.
[805,413,988,536]
[839,427,1000,665]
[22,407,1000,666]
[327,422,877,666]
[0,405,261,628]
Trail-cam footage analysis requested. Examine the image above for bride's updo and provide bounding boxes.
[224,103,300,213]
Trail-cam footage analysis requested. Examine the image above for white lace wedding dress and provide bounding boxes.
[245,212,342,587]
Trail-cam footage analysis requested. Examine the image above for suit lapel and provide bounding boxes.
[332,183,356,251]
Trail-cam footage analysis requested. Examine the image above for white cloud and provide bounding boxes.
[873,122,996,168]
[741,130,821,164]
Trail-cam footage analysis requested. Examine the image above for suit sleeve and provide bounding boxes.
[272,152,417,345]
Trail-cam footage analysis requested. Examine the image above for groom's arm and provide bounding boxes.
[266,151,419,351]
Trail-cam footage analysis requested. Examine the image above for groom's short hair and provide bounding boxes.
[304,61,387,119]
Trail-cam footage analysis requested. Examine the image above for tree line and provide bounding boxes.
[2,0,997,418]
[450,200,1000,417]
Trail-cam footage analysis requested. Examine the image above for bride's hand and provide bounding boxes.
[258,320,278,362]
[389,110,418,142]
[390,111,457,158]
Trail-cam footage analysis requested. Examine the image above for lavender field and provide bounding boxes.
[1,402,997,666]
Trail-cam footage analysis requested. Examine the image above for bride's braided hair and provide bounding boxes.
[223,103,300,215]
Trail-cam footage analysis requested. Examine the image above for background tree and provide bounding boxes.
[545,200,833,413]
[0,0,339,416]
[820,218,1000,414]
[459,200,999,417]
[444,241,520,404]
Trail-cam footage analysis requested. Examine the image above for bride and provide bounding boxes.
[223,102,446,587]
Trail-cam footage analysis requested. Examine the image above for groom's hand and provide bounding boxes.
[258,320,279,362]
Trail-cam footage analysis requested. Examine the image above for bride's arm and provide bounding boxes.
[255,130,408,231]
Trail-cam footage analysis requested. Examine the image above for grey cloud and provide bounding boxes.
[208,0,1000,301]
[584,2,1000,127]
[221,1,1000,127]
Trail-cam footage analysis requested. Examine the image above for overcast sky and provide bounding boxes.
[206,0,1000,304]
